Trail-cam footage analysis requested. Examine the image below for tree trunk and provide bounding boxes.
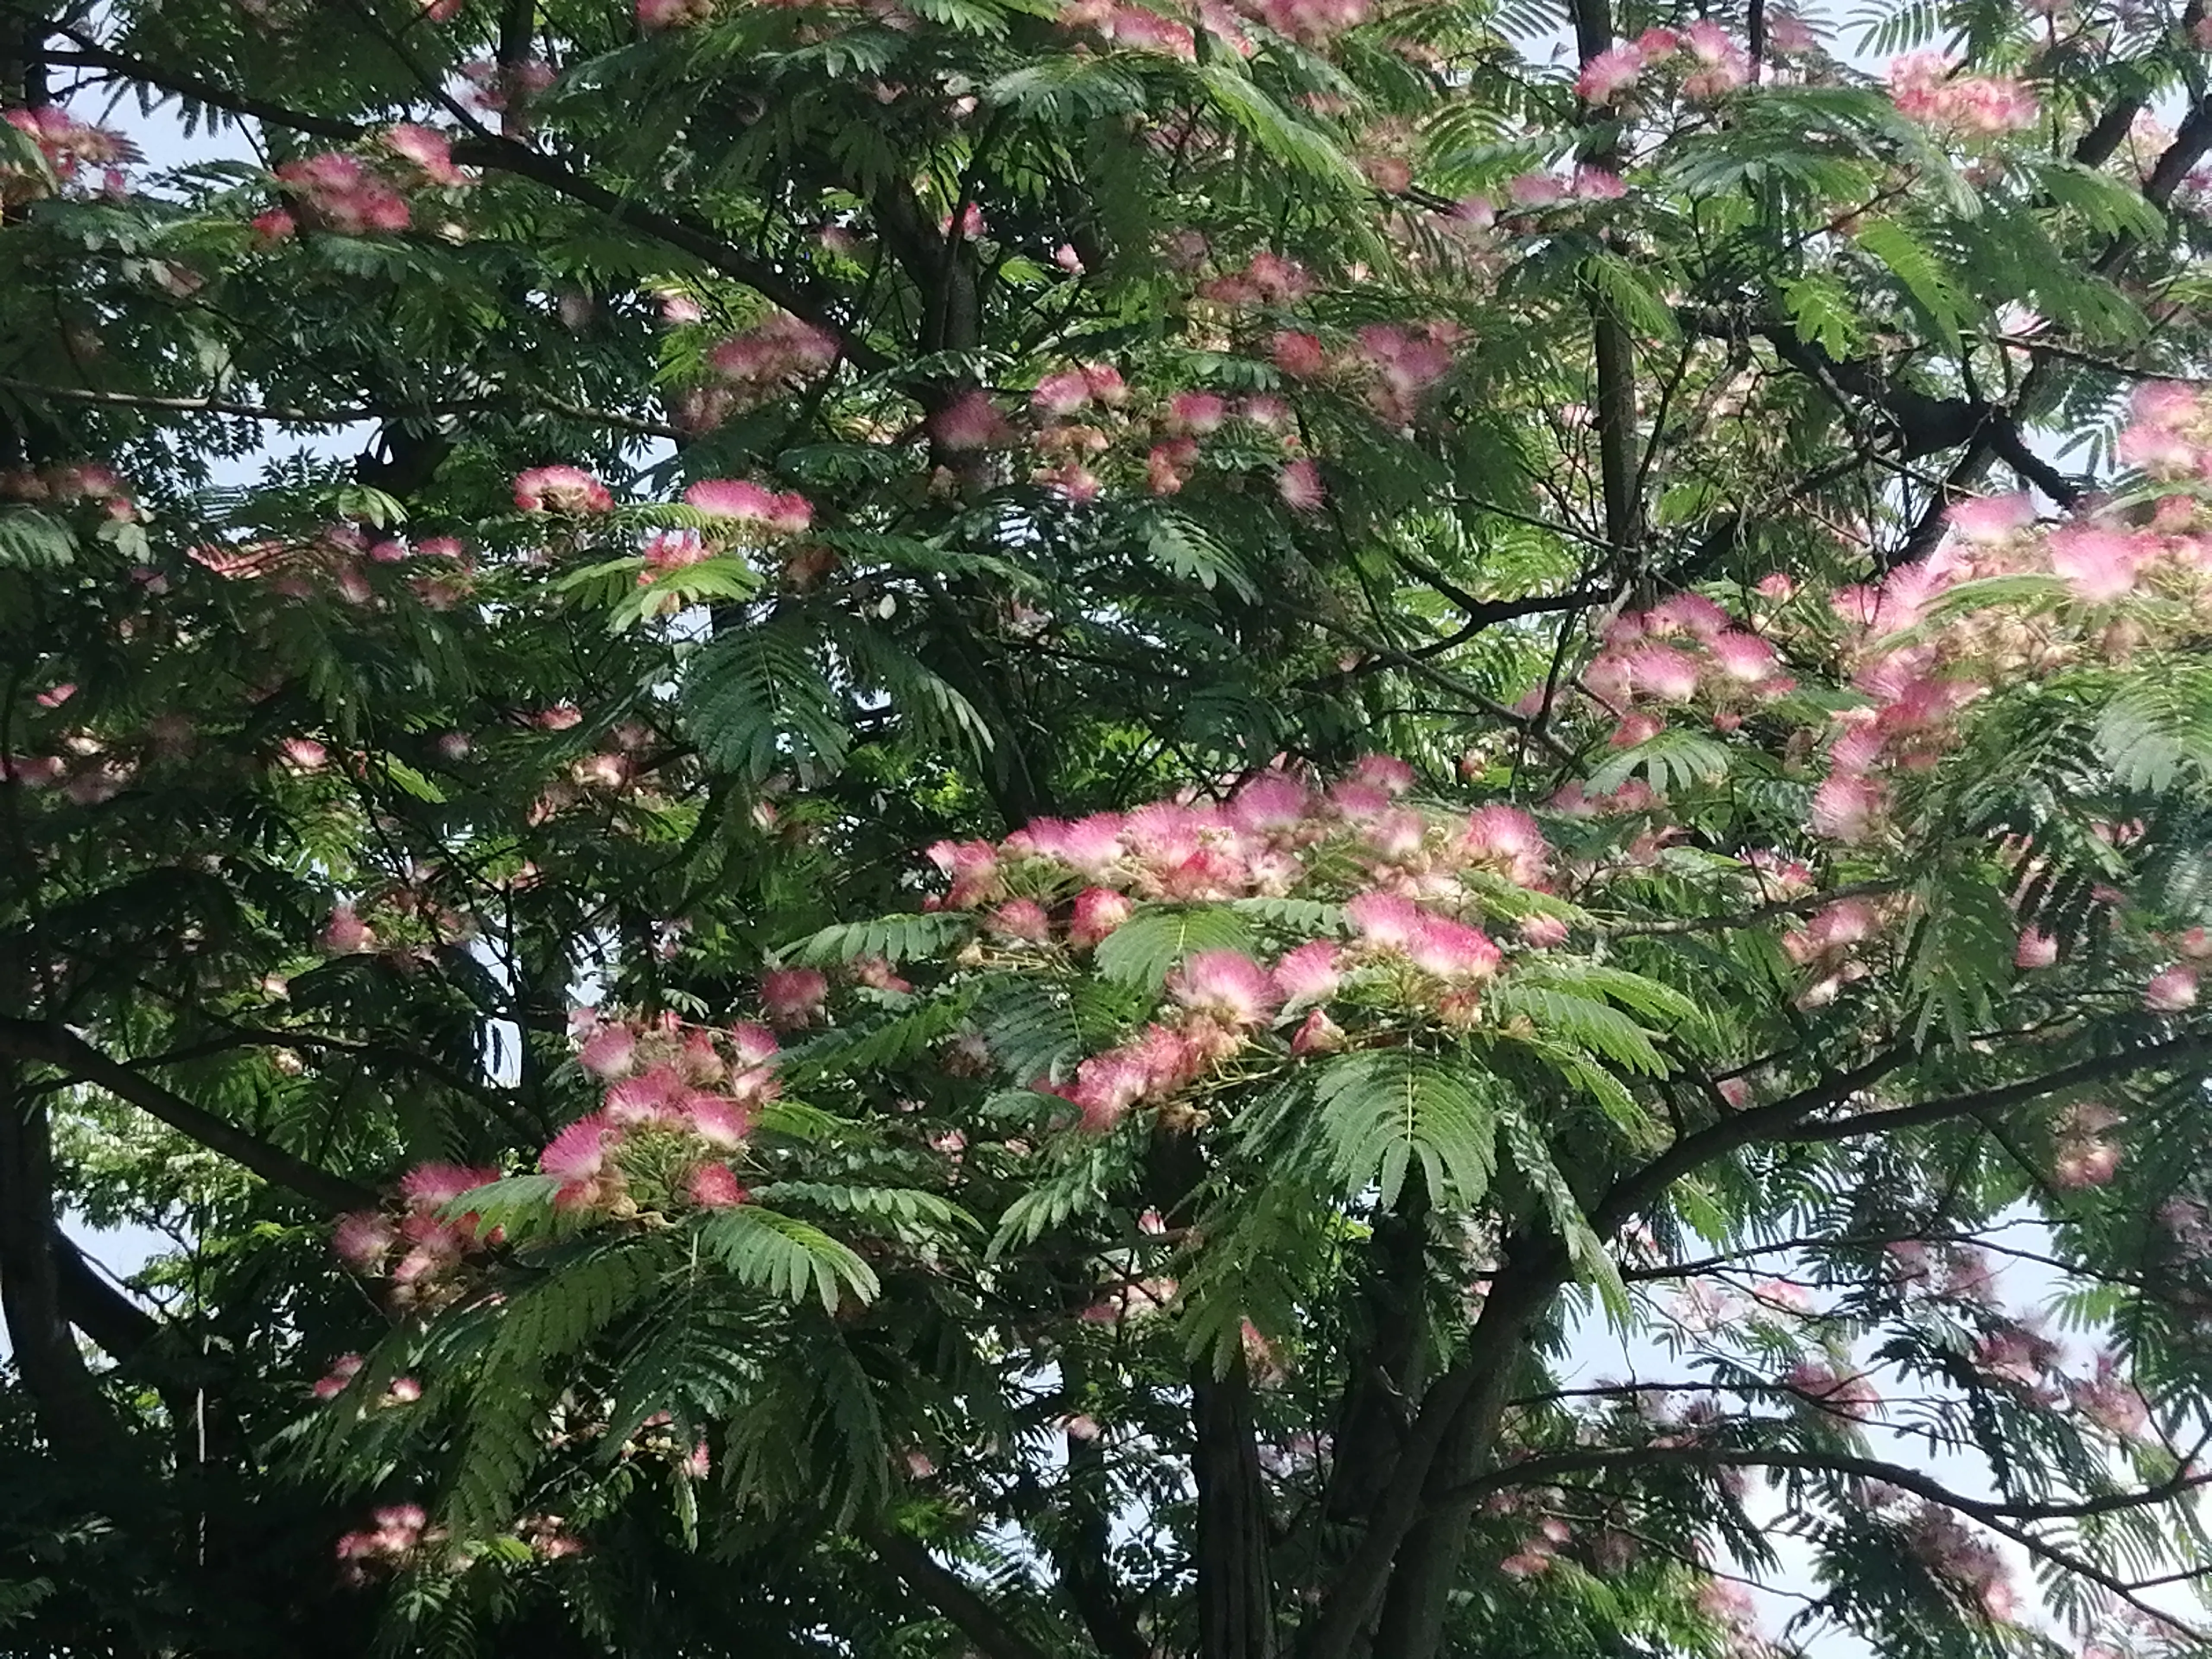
[0,1067,133,1463]
[1195,1355,1277,1659]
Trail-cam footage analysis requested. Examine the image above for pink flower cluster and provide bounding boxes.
[638,0,716,27]
[311,1351,420,1406]
[268,127,465,238]
[683,477,814,533]
[914,762,1547,1128]
[2117,381,2212,481]
[1231,0,1368,47]
[1504,167,1628,207]
[3,104,138,199]
[1791,429,2212,842]
[705,311,842,403]
[1778,1360,1881,1421]
[1887,54,2038,139]
[1055,0,1197,57]
[1196,250,1315,308]
[931,760,1547,915]
[2051,1102,2123,1189]
[514,464,614,514]
[2066,1353,2149,1439]
[336,1503,436,1578]
[333,1162,502,1306]
[1779,897,1889,1008]
[1572,24,1747,106]
[1580,591,1792,747]
[1905,1505,2016,1621]
[542,1013,774,1213]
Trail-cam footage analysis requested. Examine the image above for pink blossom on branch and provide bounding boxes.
[760,966,830,1027]
[1166,950,1279,1027]
[514,464,613,514]
[1574,43,1645,105]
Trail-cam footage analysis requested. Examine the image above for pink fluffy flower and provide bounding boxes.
[930,390,1013,451]
[988,898,1053,943]
[638,0,715,28]
[1290,1007,1346,1054]
[1166,950,1279,1027]
[322,904,375,953]
[2146,965,2199,1011]
[1070,887,1134,947]
[686,1162,749,1207]
[1230,772,1311,832]
[1167,391,1228,435]
[1365,808,1428,861]
[1349,753,1417,795]
[514,464,612,514]
[926,838,1003,907]
[399,1162,495,1210]
[1946,492,2035,544]
[2053,1138,2122,1189]
[1271,940,1341,1010]
[1809,771,1885,841]
[1406,915,1501,982]
[1271,331,1328,378]
[1517,913,1569,949]
[333,1212,396,1268]
[689,1096,752,1149]
[312,1352,365,1400]
[1032,370,1093,416]
[542,1113,611,1182]
[2047,527,2143,603]
[1346,890,1422,951]
[379,123,467,186]
[605,1065,683,1124]
[1625,643,1701,703]
[1679,20,1748,98]
[1459,804,1547,886]
[1575,43,1645,104]
[761,966,830,1028]
[2014,928,2058,970]
[1072,1046,1153,1132]
[577,1022,637,1078]
[1278,458,1326,512]
[1708,630,1777,683]
[729,1023,780,1069]
[684,478,813,534]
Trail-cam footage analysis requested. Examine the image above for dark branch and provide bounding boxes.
[1595,1034,2212,1236]
[0,1016,379,1215]
[865,1525,1057,1659]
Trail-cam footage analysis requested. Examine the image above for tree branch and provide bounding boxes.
[0,1016,379,1215]
[1441,1443,2212,1640]
[48,38,889,375]
[864,1524,1058,1659]
[1448,1445,2212,1526]
[1594,1034,2212,1236]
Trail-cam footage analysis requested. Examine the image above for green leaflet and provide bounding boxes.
[680,619,849,782]
[1495,1103,1628,1325]
[786,911,974,967]
[1484,981,1669,1077]
[697,1204,880,1313]
[1582,728,1732,797]
[0,508,76,569]
[438,1174,567,1246]
[780,990,977,1081]
[1852,218,1975,350]
[2098,661,2212,795]
[753,1179,978,1237]
[988,1137,1132,1258]
[1310,1050,1494,1208]
[1093,905,1257,990]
